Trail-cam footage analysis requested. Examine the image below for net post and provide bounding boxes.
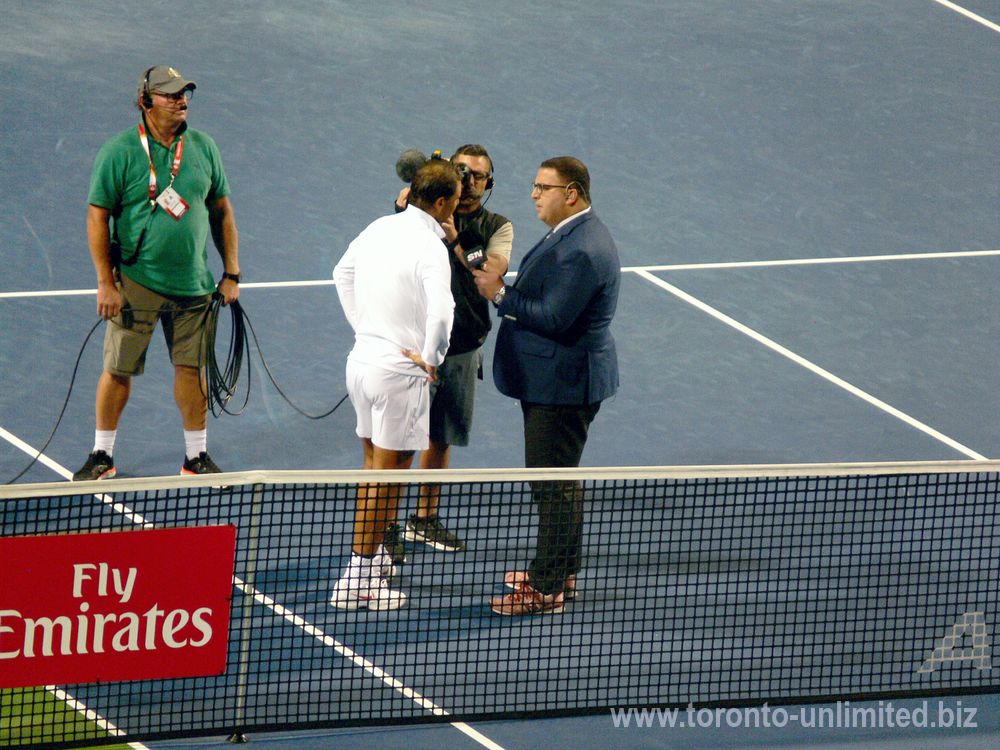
[229,481,264,742]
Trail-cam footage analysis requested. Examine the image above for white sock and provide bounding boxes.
[94,430,117,457]
[184,429,207,460]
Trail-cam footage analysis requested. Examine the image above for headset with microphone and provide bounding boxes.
[141,66,155,108]
[484,150,495,190]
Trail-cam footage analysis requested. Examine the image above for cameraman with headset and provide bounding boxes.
[73,65,240,481]
[386,145,513,558]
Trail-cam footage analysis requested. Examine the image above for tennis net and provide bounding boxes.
[1,461,998,747]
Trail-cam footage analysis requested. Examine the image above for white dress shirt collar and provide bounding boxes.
[551,206,592,235]
[404,204,447,239]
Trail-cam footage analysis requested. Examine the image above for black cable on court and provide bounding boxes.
[4,319,104,484]
[202,294,347,420]
[5,297,348,485]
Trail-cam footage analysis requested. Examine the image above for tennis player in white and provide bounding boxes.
[330,159,461,610]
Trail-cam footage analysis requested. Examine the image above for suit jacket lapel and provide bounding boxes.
[513,233,554,286]
[513,212,594,287]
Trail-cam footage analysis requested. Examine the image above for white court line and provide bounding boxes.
[1,426,73,479]
[634,270,988,461]
[1,249,998,299]
[0,426,152,527]
[0,279,335,298]
[932,0,1000,33]
[0,288,95,298]
[637,248,1000,272]
[232,577,506,750]
[43,686,142,744]
[0,430,505,750]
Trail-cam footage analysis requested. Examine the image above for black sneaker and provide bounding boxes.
[181,451,222,475]
[72,450,116,481]
[403,514,465,551]
[382,523,407,565]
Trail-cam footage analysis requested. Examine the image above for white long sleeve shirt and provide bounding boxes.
[333,205,454,376]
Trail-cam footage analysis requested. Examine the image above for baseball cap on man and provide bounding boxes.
[138,65,197,98]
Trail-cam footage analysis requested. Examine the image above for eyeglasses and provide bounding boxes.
[153,89,194,102]
[530,182,570,194]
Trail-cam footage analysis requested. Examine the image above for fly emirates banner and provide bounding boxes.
[0,525,237,687]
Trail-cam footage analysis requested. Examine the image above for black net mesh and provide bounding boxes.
[1,464,998,747]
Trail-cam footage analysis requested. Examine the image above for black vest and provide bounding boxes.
[449,206,510,354]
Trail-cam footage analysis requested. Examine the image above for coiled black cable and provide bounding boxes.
[202,295,347,420]
[202,295,250,417]
[5,296,348,484]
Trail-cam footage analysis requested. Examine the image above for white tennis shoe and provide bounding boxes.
[330,555,405,610]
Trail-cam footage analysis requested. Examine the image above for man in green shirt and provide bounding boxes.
[73,65,241,481]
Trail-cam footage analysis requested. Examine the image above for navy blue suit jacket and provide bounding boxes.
[493,210,620,405]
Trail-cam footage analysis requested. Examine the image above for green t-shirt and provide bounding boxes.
[88,121,230,296]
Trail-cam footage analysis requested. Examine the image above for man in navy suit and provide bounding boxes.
[474,156,620,615]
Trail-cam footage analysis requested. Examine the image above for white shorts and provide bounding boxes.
[346,359,430,451]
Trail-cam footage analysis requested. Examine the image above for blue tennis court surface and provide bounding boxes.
[1,1,998,748]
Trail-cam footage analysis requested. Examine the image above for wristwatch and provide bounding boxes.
[492,285,506,307]
[222,272,241,283]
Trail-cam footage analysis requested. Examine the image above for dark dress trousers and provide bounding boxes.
[492,210,620,594]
